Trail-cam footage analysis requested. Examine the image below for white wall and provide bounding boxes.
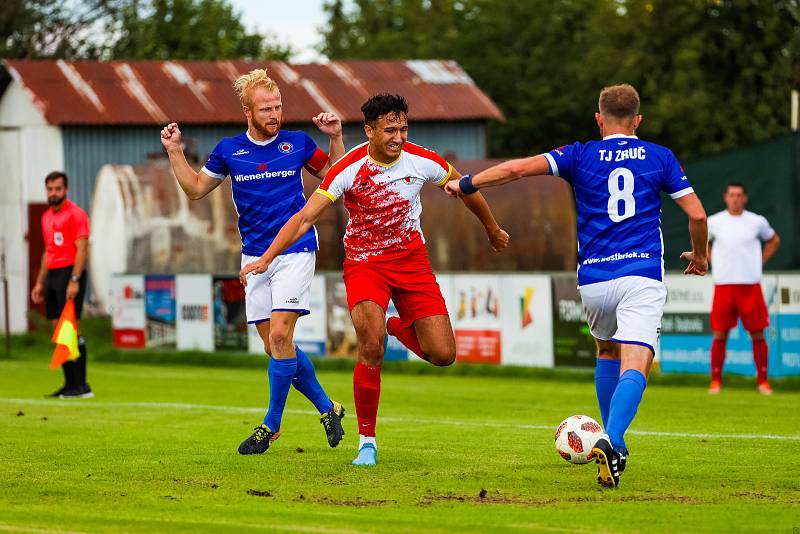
[0,81,64,332]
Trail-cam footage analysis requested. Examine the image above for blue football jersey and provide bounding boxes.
[544,134,693,286]
[202,130,328,257]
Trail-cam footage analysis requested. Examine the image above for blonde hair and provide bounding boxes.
[233,69,280,108]
[598,84,640,120]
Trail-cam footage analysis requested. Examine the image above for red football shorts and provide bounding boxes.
[710,283,769,332]
[342,244,448,326]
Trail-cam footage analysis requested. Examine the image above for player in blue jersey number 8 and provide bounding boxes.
[447,84,709,488]
[160,69,347,456]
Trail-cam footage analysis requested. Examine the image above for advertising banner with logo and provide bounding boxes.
[213,276,248,351]
[176,274,214,351]
[451,274,502,364]
[551,274,596,367]
[776,275,800,376]
[144,275,176,348]
[111,275,146,348]
[659,275,715,374]
[660,275,780,376]
[500,275,554,367]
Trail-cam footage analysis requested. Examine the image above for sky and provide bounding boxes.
[228,0,330,63]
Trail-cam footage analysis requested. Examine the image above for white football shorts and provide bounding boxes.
[241,251,316,323]
[578,276,667,353]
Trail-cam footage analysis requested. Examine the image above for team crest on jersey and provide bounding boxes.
[403,176,413,184]
[278,142,293,154]
[54,232,64,246]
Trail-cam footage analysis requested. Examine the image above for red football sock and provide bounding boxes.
[387,316,430,362]
[353,362,381,437]
[752,339,768,384]
[711,339,726,383]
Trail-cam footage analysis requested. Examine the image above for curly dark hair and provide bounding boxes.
[361,93,409,125]
[45,171,68,187]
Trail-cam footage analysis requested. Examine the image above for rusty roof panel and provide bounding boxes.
[3,59,503,126]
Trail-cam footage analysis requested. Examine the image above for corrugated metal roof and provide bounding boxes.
[3,59,503,126]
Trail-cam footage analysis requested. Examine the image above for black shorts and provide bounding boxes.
[44,266,87,320]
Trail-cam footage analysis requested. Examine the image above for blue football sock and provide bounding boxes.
[292,346,334,414]
[263,357,298,432]
[606,369,647,453]
[595,358,621,429]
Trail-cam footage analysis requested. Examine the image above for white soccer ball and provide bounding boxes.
[554,415,603,464]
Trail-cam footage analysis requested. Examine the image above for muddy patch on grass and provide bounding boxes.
[419,489,702,506]
[313,496,396,507]
[731,492,777,501]
[618,495,702,504]
[247,489,272,497]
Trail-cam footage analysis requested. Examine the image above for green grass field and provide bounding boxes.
[2,329,799,533]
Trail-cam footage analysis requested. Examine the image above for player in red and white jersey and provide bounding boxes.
[240,93,509,466]
[707,182,781,394]
[317,139,454,262]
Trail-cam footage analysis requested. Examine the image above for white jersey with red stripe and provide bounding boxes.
[316,141,452,262]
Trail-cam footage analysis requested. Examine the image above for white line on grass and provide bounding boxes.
[3,397,799,441]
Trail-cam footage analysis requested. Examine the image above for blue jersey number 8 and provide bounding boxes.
[607,168,635,222]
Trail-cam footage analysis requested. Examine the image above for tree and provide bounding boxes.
[320,0,800,159]
[0,0,124,59]
[0,0,293,61]
[109,0,293,60]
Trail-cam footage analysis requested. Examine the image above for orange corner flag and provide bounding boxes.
[50,299,80,370]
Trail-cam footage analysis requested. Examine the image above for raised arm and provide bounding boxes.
[310,112,345,178]
[239,193,332,285]
[675,192,708,275]
[445,155,551,197]
[160,122,222,199]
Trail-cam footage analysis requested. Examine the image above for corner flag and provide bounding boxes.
[50,299,79,370]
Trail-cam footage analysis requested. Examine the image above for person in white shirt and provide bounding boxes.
[707,182,781,394]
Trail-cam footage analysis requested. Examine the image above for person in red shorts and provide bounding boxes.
[240,93,509,466]
[707,182,781,394]
[30,171,93,398]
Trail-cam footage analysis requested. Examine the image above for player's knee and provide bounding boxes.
[268,329,292,354]
[428,346,456,367]
[359,338,384,366]
[749,330,765,341]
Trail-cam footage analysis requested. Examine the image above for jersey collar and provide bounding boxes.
[367,147,402,168]
[602,134,639,140]
[246,131,279,146]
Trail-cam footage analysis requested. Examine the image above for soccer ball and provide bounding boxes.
[554,415,603,464]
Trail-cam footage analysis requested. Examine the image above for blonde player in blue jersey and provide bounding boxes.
[160,69,346,455]
[446,84,709,488]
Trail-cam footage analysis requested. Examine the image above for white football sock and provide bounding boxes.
[359,435,376,449]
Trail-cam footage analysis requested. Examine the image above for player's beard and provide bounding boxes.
[253,118,280,138]
[48,194,66,206]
